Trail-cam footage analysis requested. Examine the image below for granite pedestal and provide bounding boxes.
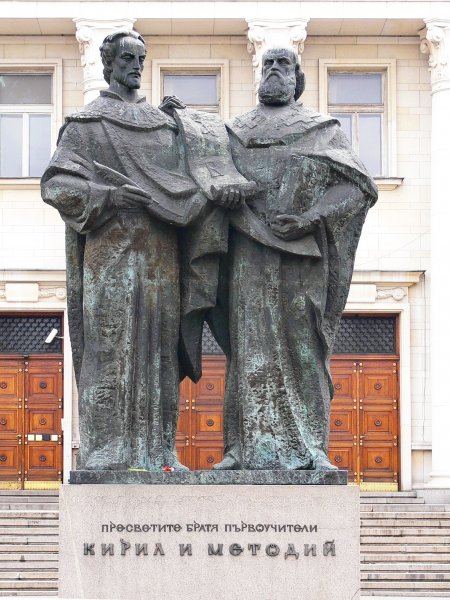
[59,471,360,600]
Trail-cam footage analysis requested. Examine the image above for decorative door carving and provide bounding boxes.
[0,356,63,489]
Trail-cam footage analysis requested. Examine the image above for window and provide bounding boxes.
[319,59,397,180]
[328,72,384,177]
[0,74,53,178]
[152,59,229,119]
[162,72,220,113]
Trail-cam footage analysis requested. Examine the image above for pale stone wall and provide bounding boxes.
[0,35,82,271]
[145,35,254,117]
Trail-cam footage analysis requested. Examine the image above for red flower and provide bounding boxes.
[163,466,174,472]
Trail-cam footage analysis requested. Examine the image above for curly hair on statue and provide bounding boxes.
[100,30,146,84]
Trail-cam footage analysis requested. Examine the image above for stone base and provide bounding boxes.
[59,483,360,599]
[70,469,347,485]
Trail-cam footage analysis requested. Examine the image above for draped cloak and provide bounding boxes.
[175,102,377,470]
[41,92,214,470]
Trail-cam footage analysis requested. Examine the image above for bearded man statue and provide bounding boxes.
[210,47,378,471]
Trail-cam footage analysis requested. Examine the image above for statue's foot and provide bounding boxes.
[164,451,189,471]
[313,455,338,471]
[212,454,240,470]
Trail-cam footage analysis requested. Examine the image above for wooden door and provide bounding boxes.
[178,355,400,488]
[328,357,399,489]
[177,356,226,470]
[0,356,63,489]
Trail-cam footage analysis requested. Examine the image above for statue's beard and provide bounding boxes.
[258,71,296,105]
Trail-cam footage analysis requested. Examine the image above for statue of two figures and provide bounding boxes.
[41,31,377,473]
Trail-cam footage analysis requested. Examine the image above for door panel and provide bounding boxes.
[192,444,224,470]
[0,408,19,435]
[361,441,398,482]
[330,408,356,437]
[328,441,357,473]
[0,441,22,482]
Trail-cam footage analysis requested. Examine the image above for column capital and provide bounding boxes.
[74,18,137,104]
[420,19,450,93]
[246,18,309,92]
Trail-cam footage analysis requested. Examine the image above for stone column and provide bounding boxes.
[420,19,450,488]
[246,18,309,93]
[74,18,136,104]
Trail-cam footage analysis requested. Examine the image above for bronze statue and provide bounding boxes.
[208,48,378,470]
[42,34,376,475]
[41,31,253,472]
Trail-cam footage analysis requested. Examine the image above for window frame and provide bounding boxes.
[151,59,230,119]
[319,59,397,181]
[0,59,62,187]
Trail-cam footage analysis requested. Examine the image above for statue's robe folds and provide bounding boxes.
[215,103,378,470]
[41,92,208,470]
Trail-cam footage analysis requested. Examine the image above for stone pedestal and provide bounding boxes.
[59,478,360,599]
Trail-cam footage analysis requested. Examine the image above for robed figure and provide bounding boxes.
[206,49,378,470]
[41,31,206,470]
[41,31,257,472]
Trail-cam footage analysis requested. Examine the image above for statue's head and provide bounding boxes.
[100,30,146,89]
[258,47,305,106]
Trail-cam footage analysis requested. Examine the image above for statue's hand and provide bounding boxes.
[210,182,258,210]
[270,212,320,240]
[112,184,151,209]
[159,95,186,114]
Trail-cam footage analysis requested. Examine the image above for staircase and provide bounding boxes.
[361,491,450,597]
[1,489,450,597]
[0,490,58,597]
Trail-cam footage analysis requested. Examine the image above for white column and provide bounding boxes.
[420,19,450,488]
[74,18,136,104]
[246,18,309,93]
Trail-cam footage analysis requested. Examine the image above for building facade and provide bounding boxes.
[0,0,449,495]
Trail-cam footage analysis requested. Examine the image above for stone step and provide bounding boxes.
[0,562,58,570]
[362,553,450,563]
[0,544,59,553]
[0,519,58,527]
[361,593,450,597]
[0,528,58,536]
[361,544,450,553]
[361,504,449,512]
[0,554,57,562]
[0,581,58,590]
[360,497,425,504]
[0,503,60,511]
[361,516,450,524]
[360,492,418,498]
[362,572,450,581]
[0,593,58,597]
[362,563,450,572]
[0,536,58,544]
[361,510,450,517]
[0,572,58,580]
[361,580,450,590]
[361,536,450,544]
[0,511,58,519]
[360,528,450,536]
